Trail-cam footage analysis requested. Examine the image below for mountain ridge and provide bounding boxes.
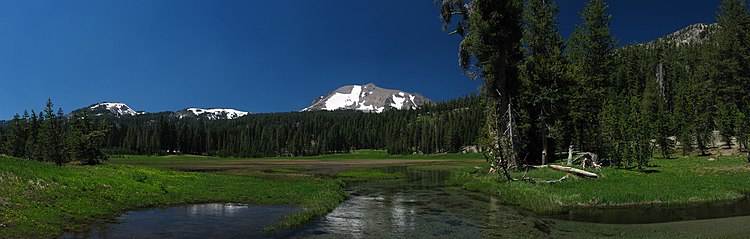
[302,83,433,113]
[70,102,250,120]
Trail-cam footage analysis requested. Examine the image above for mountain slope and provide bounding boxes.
[646,23,718,46]
[83,102,141,117]
[174,108,249,120]
[302,83,433,113]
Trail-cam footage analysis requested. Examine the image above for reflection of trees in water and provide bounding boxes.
[391,192,417,233]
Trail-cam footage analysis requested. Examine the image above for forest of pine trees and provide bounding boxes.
[0,99,108,165]
[100,94,483,157]
[0,95,484,161]
[438,0,750,171]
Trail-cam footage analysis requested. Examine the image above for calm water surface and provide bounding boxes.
[66,167,750,238]
[63,203,300,239]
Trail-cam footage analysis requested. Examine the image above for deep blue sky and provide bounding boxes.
[0,0,721,119]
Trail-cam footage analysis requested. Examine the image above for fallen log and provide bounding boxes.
[531,165,599,178]
[518,175,569,184]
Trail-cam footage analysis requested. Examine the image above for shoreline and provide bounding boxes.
[0,156,346,238]
[446,156,750,218]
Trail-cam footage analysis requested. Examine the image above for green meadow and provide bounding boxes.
[0,156,345,238]
[448,156,750,214]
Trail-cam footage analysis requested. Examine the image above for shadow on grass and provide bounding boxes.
[619,165,662,174]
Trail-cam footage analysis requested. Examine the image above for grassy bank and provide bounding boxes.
[0,156,346,238]
[448,156,750,214]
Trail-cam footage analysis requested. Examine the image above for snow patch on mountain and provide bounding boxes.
[182,108,249,120]
[324,85,363,111]
[302,83,432,113]
[89,102,138,116]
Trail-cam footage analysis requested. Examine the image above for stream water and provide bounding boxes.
[62,204,300,239]
[66,167,750,238]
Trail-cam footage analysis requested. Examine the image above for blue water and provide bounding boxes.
[63,203,300,239]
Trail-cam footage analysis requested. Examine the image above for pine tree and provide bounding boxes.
[40,98,67,166]
[68,110,108,165]
[3,114,27,157]
[438,0,524,179]
[567,0,616,154]
[25,110,42,161]
[519,0,567,165]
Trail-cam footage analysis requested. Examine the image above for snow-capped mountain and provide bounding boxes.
[302,83,433,113]
[71,103,249,120]
[174,108,249,120]
[86,102,141,117]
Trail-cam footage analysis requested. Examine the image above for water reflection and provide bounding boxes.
[187,203,249,217]
[64,203,299,239]
[291,166,750,238]
[65,167,750,239]
[291,167,537,238]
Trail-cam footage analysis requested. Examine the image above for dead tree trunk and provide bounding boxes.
[567,145,573,166]
[532,165,599,178]
[540,112,548,165]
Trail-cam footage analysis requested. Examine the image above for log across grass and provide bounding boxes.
[448,156,750,214]
[0,156,346,238]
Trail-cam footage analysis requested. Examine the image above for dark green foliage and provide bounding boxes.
[2,99,109,165]
[438,0,524,179]
[68,110,109,165]
[39,99,67,166]
[3,113,27,157]
[567,0,616,153]
[716,0,750,150]
[519,0,568,165]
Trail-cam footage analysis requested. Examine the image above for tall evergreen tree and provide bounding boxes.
[40,98,67,166]
[25,110,42,161]
[3,114,27,157]
[68,110,108,165]
[438,0,523,179]
[567,0,616,154]
[519,0,567,165]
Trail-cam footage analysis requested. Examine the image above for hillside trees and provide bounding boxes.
[716,0,750,149]
[438,0,524,179]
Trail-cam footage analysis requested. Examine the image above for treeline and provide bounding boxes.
[98,94,483,157]
[0,99,108,165]
[438,0,749,170]
[1,96,482,161]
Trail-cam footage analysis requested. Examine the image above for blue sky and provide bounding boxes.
[0,0,720,119]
